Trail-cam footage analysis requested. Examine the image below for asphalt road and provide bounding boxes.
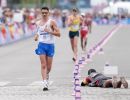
[0,25,130,100]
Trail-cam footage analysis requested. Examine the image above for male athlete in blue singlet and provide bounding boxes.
[34,7,60,91]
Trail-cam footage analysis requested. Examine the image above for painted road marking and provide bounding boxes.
[0,81,10,86]
[29,81,53,86]
[0,80,129,87]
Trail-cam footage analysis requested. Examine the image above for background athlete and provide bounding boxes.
[67,8,82,61]
[80,13,89,52]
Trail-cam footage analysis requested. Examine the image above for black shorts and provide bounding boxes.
[69,31,79,39]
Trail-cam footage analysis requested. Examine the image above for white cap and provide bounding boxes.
[81,13,85,16]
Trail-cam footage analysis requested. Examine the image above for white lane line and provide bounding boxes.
[0,81,10,86]
[91,25,121,57]
[29,81,53,86]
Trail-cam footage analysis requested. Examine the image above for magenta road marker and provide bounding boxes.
[78,57,85,66]
[75,85,81,92]
[75,91,81,100]
[73,69,79,78]
[79,56,85,62]
[73,70,78,75]
[74,74,80,80]
[82,60,88,64]
[86,54,92,62]
[74,84,81,100]
[74,80,80,86]
[78,60,83,65]
[98,48,104,55]
[89,49,93,53]
[92,46,97,51]
[75,65,79,69]
[78,56,86,65]
[87,54,90,59]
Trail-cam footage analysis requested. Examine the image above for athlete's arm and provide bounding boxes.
[79,16,83,26]
[50,20,60,37]
[88,21,92,33]
[80,16,83,23]
[34,21,39,41]
[67,16,73,26]
[88,16,93,33]
[89,24,92,33]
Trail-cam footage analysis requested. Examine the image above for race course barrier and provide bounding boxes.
[0,23,36,45]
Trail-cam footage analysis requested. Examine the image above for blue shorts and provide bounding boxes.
[35,42,55,57]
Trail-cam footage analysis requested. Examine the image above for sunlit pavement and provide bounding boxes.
[0,25,130,100]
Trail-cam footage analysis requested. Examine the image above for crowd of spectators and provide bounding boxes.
[1,7,130,45]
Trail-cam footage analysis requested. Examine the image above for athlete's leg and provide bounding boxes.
[83,36,87,51]
[88,24,92,33]
[40,55,49,91]
[73,36,78,59]
[70,38,77,61]
[46,56,53,75]
[40,55,47,80]
[103,79,113,88]
[80,37,83,50]
[70,38,74,53]
[45,44,55,81]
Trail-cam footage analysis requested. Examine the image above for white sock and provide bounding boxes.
[43,80,47,84]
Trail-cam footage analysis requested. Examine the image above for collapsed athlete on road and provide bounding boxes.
[81,69,128,89]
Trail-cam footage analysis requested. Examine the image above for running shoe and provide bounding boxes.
[72,57,76,62]
[112,76,118,88]
[120,76,128,88]
[43,80,48,91]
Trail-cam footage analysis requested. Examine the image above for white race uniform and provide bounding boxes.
[37,19,54,44]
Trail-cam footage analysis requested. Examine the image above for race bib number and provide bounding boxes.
[81,26,88,31]
[40,31,50,41]
[72,25,79,30]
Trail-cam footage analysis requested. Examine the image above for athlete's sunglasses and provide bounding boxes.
[72,9,77,12]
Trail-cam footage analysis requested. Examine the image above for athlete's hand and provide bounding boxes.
[34,34,38,41]
[44,27,54,35]
[68,19,74,26]
[70,20,74,25]
[34,37,38,41]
